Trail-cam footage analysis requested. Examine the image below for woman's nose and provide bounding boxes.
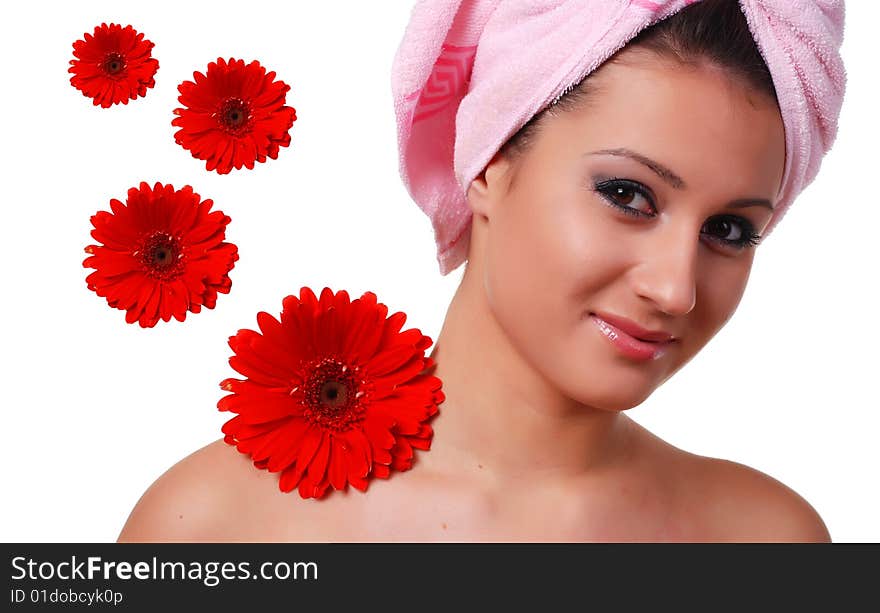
[632,225,699,317]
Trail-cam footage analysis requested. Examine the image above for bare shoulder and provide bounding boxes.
[685,455,831,542]
[623,420,829,542]
[117,439,275,542]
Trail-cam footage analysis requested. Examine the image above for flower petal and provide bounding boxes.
[306,432,331,484]
[292,426,324,481]
[366,345,418,377]
[328,438,348,491]
[265,419,311,472]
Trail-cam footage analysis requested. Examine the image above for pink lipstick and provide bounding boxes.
[589,313,673,361]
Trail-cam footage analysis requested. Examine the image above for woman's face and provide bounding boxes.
[467,52,786,411]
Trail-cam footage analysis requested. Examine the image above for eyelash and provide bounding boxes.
[593,178,763,250]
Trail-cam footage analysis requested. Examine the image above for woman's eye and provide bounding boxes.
[702,216,761,250]
[593,178,762,251]
[594,179,654,217]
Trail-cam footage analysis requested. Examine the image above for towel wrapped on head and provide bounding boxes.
[391,0,847,275]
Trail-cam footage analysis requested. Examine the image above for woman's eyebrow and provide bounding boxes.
[587,148,686,189]
[586,148,775,211]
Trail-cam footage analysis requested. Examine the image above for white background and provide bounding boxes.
[0,1,877,542]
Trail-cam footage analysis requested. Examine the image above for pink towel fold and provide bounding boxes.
[391,0,847,275]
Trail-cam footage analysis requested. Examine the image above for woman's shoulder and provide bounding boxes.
[115,437,444,542]
[625,421,829,542]
[675,451,831,542]
[117,438,286,542]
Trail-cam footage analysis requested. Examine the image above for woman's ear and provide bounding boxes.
[466,150,513,220]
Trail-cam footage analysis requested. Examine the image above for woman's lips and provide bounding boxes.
[589,314,671,361]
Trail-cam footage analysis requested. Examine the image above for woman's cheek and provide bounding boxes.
[692,259,753,341]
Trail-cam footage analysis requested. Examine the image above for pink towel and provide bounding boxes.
[392,0,847,275]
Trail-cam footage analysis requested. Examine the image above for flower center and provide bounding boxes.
[216,98,252,135]
[135,231,185,280]
[301,358,366,432]
[152,245,174,267]
[101,52,126,76]
[320,380,348,407]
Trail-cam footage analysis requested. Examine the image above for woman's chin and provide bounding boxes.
[579,361,670,409]
[558,377,656,413]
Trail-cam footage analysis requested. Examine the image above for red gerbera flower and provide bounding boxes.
[68,23,159,108]
[83,182,239,328]
[172,58,297,174]
[220,287,444,499]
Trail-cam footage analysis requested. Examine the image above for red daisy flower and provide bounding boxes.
[68,23,159,108]
[219,287,444,499]
[83,182,239,328]
[172,58,297,174]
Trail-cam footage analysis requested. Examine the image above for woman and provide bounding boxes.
[118,0,846,541]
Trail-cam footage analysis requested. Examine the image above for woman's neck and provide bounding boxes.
[420,261,634,490]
